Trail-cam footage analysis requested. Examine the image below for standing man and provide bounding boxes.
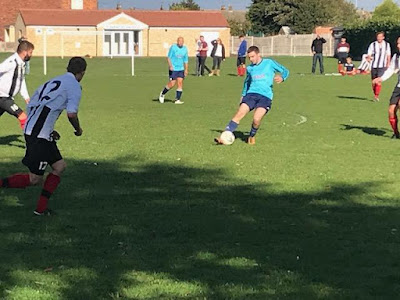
[336,37,350,73]
[215,46,289,145]
[195,38,202,76]
[237,35,247,76]
[368,31,391,101]
[158,37,188,105]
[0,41,34,130]
[373,37,400,138]
[198,35,209,76]
[0,57,87,216]
[311,34,326,74]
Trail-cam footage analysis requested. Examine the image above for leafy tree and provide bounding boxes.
[169,0,200,11]
[372,0,400,20]
[228,18,251,36]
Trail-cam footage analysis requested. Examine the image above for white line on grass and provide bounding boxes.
[295,114,308,126]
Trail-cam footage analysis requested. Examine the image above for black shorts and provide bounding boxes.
[0,97,23,117]
[389,87,400,105]
[22,135,63,176]
[371,68,386,80]
[237,57,246,66]
[337,53,348,64]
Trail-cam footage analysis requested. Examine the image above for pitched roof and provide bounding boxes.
[19,9,229,27]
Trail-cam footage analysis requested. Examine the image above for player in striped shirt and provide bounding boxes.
[367,32,391,101]
[0,57,86,216]
[215,46,289,145]
[373,37,400,139]
[357,54,372,75]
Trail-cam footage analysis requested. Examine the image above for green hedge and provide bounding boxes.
[344,19,400,60]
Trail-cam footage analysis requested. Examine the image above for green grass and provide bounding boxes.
[1,54,400,299]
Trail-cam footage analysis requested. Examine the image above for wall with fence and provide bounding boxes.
[0,42,17,53]
[230,34,334,57]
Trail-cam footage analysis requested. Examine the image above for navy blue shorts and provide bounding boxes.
[169,70,185,80]
[241,93,272,111]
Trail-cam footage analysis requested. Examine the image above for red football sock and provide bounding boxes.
[375,84,382,97]
[237,66,241,76]
[1,173,30,188]
[389,116,399,135]
[18,112,27,130]
[36,173,61,213]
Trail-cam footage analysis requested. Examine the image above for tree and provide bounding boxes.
[228,19,251,36]
[169,0,200,11]
[372,0,400,20]
[247,0,357,35]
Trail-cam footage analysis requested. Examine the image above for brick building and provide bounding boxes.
[1,0,97,41]
[13,9,230,57]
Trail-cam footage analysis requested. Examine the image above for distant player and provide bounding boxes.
[237,35,247,76]
[215,46,289,145]
[341,57,357,76]
[373,37,400,139]
[336,37,350,73]
[158,37,188,105]
[0,57,87,216]
[367,32,391,101]
[357,54,372,74]
[0,40,34,130]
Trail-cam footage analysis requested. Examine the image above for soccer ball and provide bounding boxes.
[220,131,235,145]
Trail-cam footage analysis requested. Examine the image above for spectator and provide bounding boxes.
[198,35,211,76]
[340,57,357,76]
[237,35,247,76]
[336,37,350,73]
[311,34,326,74]
[195,38,202,76]
[209,38,226,76]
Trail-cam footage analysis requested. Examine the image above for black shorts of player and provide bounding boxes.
[237,57,246,66]
[169,70,185,81]
[371,67,386,80]
[0,97,23,117]
[389,87,400,105]
[241,93,272,112]
[22,134,63,176]
[337,53,348,64]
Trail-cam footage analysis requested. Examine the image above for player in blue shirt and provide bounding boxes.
[159,37,189,104]
[215,46,289,145]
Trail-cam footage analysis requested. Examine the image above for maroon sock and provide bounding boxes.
[389,116,399,135]
[36,173,61,213]
[1,173,30,188]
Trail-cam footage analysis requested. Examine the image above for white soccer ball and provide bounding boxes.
[220,131,235,145]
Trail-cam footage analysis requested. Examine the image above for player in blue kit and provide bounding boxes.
[215,46,289,145]
[159,37,189,104]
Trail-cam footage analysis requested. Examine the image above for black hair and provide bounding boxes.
[247,46,259,54]
[67,57,87,75]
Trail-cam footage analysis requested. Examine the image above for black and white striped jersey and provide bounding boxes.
[358,54,372,71]
[0,53,29,100]
[381,53,400,87]
[367,40,391,69]
[24,73,82,141]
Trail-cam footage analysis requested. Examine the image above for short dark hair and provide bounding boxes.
[247,46,259,54]
[67,57,87,75]
[239,35,244,38]
[17,40,34,53]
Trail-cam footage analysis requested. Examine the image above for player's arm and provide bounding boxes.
[167,47,174,71]
[66,85,83,136]
[241,69,251,97]
[386,45,391,68]
[271,60,289,83]
[367,43,374,61]
[20,77,30,103]
[184,49,189,76]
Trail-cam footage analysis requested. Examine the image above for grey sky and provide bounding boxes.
[98,0,398,12]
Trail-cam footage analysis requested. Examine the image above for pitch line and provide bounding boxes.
[295,114,308,126]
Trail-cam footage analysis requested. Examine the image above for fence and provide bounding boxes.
[230,34,335,57]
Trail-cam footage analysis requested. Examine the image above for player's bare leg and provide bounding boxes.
[215,103,250,144]
[34,159,66,216]
[175,77,184,104]
[248,107,268,145]
[389,103,400,139]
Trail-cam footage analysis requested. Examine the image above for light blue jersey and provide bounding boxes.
[168,44,189,71]
[242,58,289,99]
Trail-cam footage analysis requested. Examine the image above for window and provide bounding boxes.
[71,0,83,9]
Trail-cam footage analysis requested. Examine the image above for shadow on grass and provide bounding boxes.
[341,124,389,137]
[1,156,400,299]
[0,134,25,149]
[337,95,370,101]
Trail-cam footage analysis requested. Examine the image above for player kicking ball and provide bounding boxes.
[159,37,188,104]
[215,46,289,145]
[0,57,86,216]
[373,37,400,139]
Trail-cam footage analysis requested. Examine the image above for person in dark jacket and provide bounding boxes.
[311,35,326,74]
[237,35,247,76]
[209,38,226,76]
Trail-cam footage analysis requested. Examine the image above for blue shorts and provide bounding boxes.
[241,93,272,111]
[169,70,185,81]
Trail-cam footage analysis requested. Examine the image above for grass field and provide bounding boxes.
[1,54,400,299]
